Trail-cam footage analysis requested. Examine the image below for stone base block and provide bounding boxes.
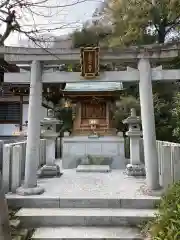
[126,163,146,177]
[76,165,111,173]
[37,164,62,178]
[16,185,44,196]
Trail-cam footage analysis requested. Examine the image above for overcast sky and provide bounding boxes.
[4,0,99,46]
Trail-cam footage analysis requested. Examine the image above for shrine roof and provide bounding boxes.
[64,82,123,92]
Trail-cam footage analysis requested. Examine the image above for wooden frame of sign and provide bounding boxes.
[80,47,100,79]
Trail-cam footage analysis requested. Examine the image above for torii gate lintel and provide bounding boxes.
[4,69,180,84]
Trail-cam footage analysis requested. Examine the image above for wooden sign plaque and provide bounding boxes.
[80,47,100,79]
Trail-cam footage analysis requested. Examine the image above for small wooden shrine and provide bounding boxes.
[63,47,123,136]
[63,82,123,136]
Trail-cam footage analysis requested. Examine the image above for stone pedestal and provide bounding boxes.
[126,163,145,176]
[37,109,62,178]
[123,108,145,176]
[37,165,60,178]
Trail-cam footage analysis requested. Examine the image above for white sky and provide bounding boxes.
[4,0,99,46]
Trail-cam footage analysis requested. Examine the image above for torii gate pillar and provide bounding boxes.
[138,58,159,190]
[16,60,44,195]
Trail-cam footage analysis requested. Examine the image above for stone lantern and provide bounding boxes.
[123,108,145,176]
[37,109,61,178]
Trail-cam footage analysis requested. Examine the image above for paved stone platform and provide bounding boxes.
[6,168,158,199]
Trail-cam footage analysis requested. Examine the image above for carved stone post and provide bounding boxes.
[138,57,159,190]
[16,60,44,195]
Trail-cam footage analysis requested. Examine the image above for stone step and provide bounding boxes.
[16,208,156,228]
[32,226,143,239]
[76,165,111,173]
[7,196,160,209]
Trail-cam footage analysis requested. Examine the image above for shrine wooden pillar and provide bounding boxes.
[106,102,110,129]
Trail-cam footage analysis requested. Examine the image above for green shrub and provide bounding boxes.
[145,182,180,240]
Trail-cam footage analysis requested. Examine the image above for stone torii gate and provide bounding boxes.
[3,43,180,195]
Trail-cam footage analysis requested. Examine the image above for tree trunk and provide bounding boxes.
[0,172,11,240]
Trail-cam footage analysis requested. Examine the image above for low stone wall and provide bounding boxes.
[2,139,47,193]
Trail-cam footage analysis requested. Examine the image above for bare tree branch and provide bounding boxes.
[0,0,101,46]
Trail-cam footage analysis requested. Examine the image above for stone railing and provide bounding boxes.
[2,139,47,193]
[140,139,180,189]
[156,140,180,190]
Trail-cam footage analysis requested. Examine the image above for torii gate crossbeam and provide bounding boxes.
[4,69,180,83]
